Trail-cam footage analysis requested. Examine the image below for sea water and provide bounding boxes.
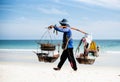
[0,40,120,53]
[0,40,120,67]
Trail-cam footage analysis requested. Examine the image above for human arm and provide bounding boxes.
[57,26,88,34]
[48,25,87,34]
[48,25,70,32]
[76,38,83,52]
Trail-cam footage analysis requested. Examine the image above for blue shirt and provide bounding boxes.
[54,25,73,48]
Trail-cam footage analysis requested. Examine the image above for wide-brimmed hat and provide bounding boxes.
[59,19,69,26]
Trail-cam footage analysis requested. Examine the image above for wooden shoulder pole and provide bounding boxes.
[70,27,87,34]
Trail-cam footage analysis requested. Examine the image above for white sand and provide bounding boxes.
[0,50,120,82]
[0,62,120,82]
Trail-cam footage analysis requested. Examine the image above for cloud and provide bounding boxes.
[75,0,120,9]
[38,7,68,15]
[84,20,120,39]
[70,19,120,39]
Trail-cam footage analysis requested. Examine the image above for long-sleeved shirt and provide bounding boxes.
[54,25,73,48]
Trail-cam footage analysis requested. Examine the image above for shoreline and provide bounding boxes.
[0,50,120,67]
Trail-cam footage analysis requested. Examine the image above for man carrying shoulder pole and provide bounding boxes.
[48,19,87,71]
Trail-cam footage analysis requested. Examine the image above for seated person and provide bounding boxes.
[77,34,99,58]
[77,34,92,57]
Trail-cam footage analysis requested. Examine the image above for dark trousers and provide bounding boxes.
[57,48,77,70]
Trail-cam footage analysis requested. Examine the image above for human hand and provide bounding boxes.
[48,25,54,29]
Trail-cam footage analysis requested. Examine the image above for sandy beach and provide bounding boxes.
[0,50,120,82]
[1,0,120,81]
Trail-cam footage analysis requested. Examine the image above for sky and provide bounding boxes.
[0,0,120,40]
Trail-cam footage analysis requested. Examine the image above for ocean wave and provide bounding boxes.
[0,49,37,52]
[106,51,120,54]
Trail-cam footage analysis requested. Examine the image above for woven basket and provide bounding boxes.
[36,53,59,63]
[76,53,95,64]
[40,43,56,51]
